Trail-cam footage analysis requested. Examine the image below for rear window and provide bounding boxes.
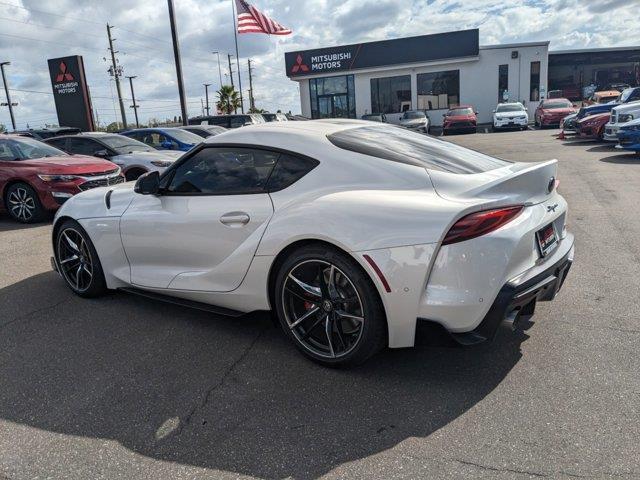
[327,126,510,174]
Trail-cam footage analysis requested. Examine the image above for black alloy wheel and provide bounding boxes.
[275,246,386,367]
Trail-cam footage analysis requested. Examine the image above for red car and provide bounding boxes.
[577,112,610,140]
[534,98,577,128]
[442,105,477,135]
[0,135,123,223]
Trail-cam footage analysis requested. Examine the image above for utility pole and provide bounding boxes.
[247,59,255,112]
[212,51,223,89]
[0,62,17,130]
[203,83,211,116]
[126,75,140,128]
[167,0,188,126]
[106,24,128,130]
[227,54,234,88]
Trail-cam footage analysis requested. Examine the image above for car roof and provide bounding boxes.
[497,102,524,106]
[449,104,473,109]
[594,90,620,96]
[543,98,572,103]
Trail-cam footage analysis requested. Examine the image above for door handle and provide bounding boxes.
[220,211,250,226]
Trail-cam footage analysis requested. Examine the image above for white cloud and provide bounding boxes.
[0,0,638,130]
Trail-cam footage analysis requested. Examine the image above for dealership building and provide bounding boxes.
[284,29,640,126]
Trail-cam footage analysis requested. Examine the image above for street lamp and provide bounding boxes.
[0,61,17,131]
[203,83,211,116]
[212,51,223,89]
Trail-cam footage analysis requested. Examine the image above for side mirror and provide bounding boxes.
[442,113,447,117]
[134,170,160,194]
[243,121,252,126]
[94,149,110,158]
[492,110,496,113]
[160,140,174,149]
[475,111,479,115]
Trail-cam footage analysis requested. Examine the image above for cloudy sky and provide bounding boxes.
[0,0,638,130]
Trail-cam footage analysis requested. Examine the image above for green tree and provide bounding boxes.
[216,85,242,114]
[0,123,5,133]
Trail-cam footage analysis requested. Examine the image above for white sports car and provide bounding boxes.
[51,120,574,366]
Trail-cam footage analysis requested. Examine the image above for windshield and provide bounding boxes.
[543,101,573,109]
[619,88,636,103]
[447,108,473,115]
[327,125,510,174]
[496,104,525,112]
[403,111,425,119]
[167,129,203,144]
[100,135,153,153]
[0,137,67,160]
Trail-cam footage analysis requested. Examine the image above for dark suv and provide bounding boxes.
[189,114,265,129]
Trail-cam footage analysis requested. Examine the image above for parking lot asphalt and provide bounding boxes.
[1,129,639,479]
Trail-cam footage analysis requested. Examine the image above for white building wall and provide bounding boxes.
[293,42,548,126]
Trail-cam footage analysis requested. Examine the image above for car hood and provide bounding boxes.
[542,107,576,115]
[113,150,181,162]
[400,118,427,126]
[56,180,135,219]
[494,111,527,119]
[21,155,118,174]
[578,112,610,125]
[444,114,476,122]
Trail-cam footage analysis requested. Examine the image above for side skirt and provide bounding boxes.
[118,286,245,317]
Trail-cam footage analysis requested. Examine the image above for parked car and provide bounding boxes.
[607,83,630,93]
[361,113,387,123]
[0,135,122,223]
[560,113,579,134]
[584,90,620,106]
[492,102,529,131]
[262,113,288,122]
[603,101,640,142]
[577,112,610,140]
[179,125,228,138]
[50,120,573,367]
[578,86,640,120]
[442,105,477,135]
[399,110,430,133]
[12,126,81,140]
[189,114,266,129]
[45,133,181,181]
[615,118,640,153]
[120,127,202,152]
[534,98,577,127]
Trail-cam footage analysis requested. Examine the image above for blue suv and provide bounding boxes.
[121,127,202,152]
[578,87,640,119]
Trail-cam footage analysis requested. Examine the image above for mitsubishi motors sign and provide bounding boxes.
[285,29,479,78]
[47,55,95,131]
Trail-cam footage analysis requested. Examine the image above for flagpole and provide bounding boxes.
[231,0,245,114]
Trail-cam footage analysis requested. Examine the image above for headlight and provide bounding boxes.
[619,114,634,123]
[150,160,173,167]
[37,174,79,182]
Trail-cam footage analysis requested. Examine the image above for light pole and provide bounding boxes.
[167,0,188,125]
[212,51,223,89]
[0,62,17,131]
[203,83,211,117]
[126,75,140,128]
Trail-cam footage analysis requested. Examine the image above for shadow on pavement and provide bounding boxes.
[599,153,640,164]
[0,215,52,232]
[587,145,617,153]
[0,272,526,479]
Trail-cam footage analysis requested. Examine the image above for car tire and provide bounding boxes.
[54,219,108,298]
[5,182,45,223]
[274,245,387,367]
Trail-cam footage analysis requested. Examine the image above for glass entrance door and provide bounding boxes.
[318,95,332,118]
[318,94,349,118]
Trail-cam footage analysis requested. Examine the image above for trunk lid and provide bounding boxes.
[427,159,558,206]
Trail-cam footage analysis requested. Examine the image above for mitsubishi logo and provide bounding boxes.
[55,62,74,83]
[291,54,309,74]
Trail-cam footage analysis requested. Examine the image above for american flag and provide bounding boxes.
[235,0,292,35]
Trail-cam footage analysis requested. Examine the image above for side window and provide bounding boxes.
[266,154,319,192]
[230,116,247,128]
[46,138,67,152]
[210,117,229,127]
[628,89,640,102]
[67,138,101,156]
[167,147,278,194]
[0,140,16,160]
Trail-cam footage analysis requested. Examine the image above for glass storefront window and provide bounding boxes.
[530,61,541,101]
[417,70,460,110]
[370,75,411,114]
[309,75,356,119]
[498,64,508,102]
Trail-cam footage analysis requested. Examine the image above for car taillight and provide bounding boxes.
[442,206,524,245]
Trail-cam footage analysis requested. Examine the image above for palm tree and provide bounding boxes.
[216,85,242,114]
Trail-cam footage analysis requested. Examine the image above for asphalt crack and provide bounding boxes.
[170,325,267,438]
[453,458,549,477]
[0,298,71,332]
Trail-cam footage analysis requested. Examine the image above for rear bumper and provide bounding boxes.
[446,243,573,345]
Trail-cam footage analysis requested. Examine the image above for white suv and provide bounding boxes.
[603,101,640,142]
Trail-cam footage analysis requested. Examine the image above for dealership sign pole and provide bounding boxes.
[0,61,17,130]
[167,0,188,126]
